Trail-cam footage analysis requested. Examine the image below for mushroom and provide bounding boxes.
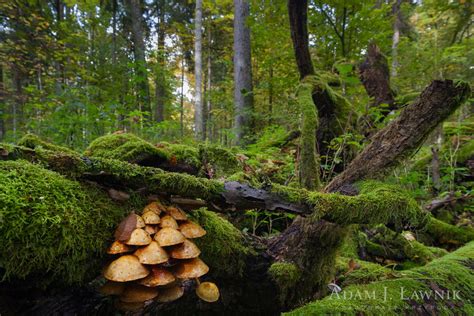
[144,224,158,235]
[138,266,175,287]
[99,281,125,296]
[120,284,159,303]
[114,213,145,241]
[125,228,152,246]
[135,214,146,228]
[169,239,201,259]
[154,227,185,246]
[134,241,169,265]
[107,240,133,255]
[166,206,188,221]
[196,282,220,303]
[104,255,149,282]
[160,215,179,229]
[174,258,209,279]
[156,284,184,303]
[179,221,206,239]
[143,201,164,215]
[142,211,161,225]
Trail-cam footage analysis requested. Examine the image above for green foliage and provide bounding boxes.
[268,262,302,303]
[0,160,131,285]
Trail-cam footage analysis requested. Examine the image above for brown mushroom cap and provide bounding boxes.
[166,206,188,221]
[114,213,144,241]
[160,215,179,229]
[142,211,161,224]
[169,239,201,259]
[144,224,158,235]
[196,282,220,303]
[138,266,175,287]
[135,214,146,228]
[125,228,152,246]
[143,201,163,215]
[156,284,184,303]
[107,240,133,255]
[134,241,169,265]
[154,227,185,246]
[104,255,149,282]
[120,284,159,303]
[179,221,206,239]
[99,281,125,296]
[174,258,209,279]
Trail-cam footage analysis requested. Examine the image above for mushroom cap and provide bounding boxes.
[144,224,158,235]
[104,255,150,282]
[107,240,133,255]
[179,221,206,239]
[169,239,201,259]
[160,215,178,229]
[142,211,161,224]
[166,206,188,221]
[135,214,146,228]
[196,282,220,303]
[134,241,169,265]
[125,228,152,246]
[154,227,185,246]
[174,258,209,279]
[120,284,159,303]
[156,284,184,303]
[138,266,175,287]
[143,201,163,215]
[99,281,125,296]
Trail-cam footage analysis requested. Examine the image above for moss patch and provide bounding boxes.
[0,160,131,285]
[287,241,474,315]
[269,262,302,304]
[17,133,78,155]
[189,208,252,277]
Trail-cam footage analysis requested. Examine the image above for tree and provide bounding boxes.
[125,0,151,117]
[194,0,205,140]
[233,0,254,145]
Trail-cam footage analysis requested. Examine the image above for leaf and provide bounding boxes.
[114,213,137,242]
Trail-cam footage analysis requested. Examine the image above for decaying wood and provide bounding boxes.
[326,80,470,193]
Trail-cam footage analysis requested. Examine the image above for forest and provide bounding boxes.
[0,0,473,315]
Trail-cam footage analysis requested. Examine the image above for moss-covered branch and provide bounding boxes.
[287,241,474,315]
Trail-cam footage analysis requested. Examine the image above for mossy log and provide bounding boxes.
[286,241,474,315]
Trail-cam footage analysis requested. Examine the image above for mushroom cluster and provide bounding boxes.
[100,201,220,311]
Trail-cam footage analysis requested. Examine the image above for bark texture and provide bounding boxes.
[326,80,470,193]
[233,0,254,145]
[194,0,205,139]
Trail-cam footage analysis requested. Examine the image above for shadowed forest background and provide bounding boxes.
[0,0,473,315]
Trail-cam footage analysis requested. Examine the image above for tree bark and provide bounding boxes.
[194,0,205,140]
[154,0,166,123]
[0,64,5,140]
[326,80,470,193]
[233,0,254,145]
[391,0,403,77]
[126,0,151,116]
[359,43,396,114]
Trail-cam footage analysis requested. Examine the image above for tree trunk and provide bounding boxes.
[391,0,403,77]
[326,80,470,193]
[154,0,166,123]
[194,0,205,140]
[287,0,314,79]
[126,0,151,117]
[206,23,212,141]
[0,64,5,141]
[233,0,254,145]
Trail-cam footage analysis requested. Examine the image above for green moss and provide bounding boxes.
[286,241,474,315]
[0,160,131,285]
[456,139,474,164]
[272,181,428,229]
[188,208,252,277]
[298,77,320,190]
[335,257,397,287]
[198,144,241,178]
[17,133,78,155]
[426,217,474,246]
[269,262,302,303]
[84,133,168,164]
